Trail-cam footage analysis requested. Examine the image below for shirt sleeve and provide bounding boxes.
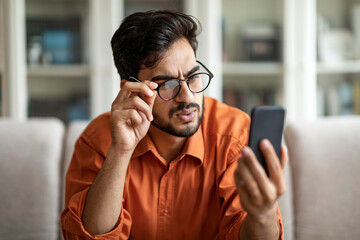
[61,134,132,240]
[218,145,284,240]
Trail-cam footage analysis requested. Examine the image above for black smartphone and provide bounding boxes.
[248,106,286,176]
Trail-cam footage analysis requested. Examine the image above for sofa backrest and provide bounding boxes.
[59,120,89,240]
[0,118,65,240]
[61,120,89,212]
[277,159,295,240]
[285,116,360,240]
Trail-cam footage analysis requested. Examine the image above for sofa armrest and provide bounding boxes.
[0,118,65,240]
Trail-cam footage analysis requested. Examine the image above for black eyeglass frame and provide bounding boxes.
[128,60,214,101]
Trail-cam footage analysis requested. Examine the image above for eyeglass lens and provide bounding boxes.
[158,73,210,100]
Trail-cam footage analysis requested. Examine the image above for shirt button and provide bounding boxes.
[161,209,169,216]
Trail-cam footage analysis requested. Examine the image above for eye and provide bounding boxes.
[161,79,179,89]
[188,74,200,81]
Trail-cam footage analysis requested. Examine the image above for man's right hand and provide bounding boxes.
[110,80,158,155]
[81,79,157,235]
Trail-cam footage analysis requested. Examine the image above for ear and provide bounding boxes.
[120,79,127,88]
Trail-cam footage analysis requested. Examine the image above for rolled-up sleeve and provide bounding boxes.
[61,135,132,239]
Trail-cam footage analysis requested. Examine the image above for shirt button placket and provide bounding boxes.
[157,172,170,239]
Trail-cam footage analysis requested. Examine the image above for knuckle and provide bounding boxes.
[129,108,138,117]
[252,195,262,206]
[264,193,273,203]
[265,187,276,203]
[122,81,131,88]
[121,82,129,91]
[252,189,261,199]
[248,181,258,192]
[131,96,140,105]
[278,183,287,195]
[111,102,120,111]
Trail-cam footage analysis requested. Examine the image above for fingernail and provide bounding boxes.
[262,139,270,148]
[150,82,158,89]
[150,114,153,121]
[241,147,249,156]
[147,89,154,96]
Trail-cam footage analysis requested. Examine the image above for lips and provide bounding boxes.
[175,109,196,122]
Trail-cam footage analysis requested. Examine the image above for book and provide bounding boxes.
[352,4,360,60]
[353,80,360,115]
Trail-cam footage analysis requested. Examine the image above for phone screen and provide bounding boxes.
[248,106,285,175]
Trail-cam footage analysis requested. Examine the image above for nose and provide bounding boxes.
[174,80,194,103]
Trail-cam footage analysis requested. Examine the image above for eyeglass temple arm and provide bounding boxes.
[128,76,141,82]
[196,60,214,78]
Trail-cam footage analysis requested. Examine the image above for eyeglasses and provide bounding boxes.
[129,60,213,101]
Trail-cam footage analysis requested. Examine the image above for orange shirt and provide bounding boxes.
[61,97,283,240]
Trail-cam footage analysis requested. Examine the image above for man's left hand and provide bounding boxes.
[234,139,287,223]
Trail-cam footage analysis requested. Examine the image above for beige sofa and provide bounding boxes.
[0,116,359,240]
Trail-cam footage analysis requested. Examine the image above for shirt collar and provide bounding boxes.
[131,126,205,165]
[182,125,204,165]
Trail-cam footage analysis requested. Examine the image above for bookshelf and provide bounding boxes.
[222,0,283,115]
[22,0,124,122]
[223,62,283,76]
[316,0,360,117]
[27,65,90,78]
[222,0,360,119]
[317,61,360,74]
[0,0,222,121]
[24,0,90,122]
[124,0,182,15]
[0,0,3,116]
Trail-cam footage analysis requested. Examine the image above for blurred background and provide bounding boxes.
[1,0,360,123]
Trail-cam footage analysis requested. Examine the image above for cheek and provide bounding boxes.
[196,95,204,112]
[152,98,170,116]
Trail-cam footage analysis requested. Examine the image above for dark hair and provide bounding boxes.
[111,10,201,79]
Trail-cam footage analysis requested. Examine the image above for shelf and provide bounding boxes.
[222,62,283,76]
[27,64,90,78]
[317,61,360,75]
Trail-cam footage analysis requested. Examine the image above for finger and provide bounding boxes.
[117,80,156,102]
[117,96,153,122]
[234,175,253,209]
[127,109,143,127]
[235,156,262,202]
[140,81,158,109]
[113,108,143,128]
[280,145,288,172]
[241,147,276,203]
[260,139,282,179]
[260,139,286,195]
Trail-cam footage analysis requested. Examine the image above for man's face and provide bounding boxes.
[137,38,204,138]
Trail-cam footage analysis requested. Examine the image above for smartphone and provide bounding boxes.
[248,106,286,176]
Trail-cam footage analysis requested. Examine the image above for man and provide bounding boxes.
[61,10,287,239]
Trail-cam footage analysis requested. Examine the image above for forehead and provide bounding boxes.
[138,38,197,79]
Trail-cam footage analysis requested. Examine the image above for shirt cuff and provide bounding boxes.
[61,189,132,240]
[225,206,284,240]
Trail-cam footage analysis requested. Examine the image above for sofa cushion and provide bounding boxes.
[285,117,360,240]
[277,159,294,240]
[0,118,65,240]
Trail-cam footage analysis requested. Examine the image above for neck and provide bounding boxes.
[148,125,187,163]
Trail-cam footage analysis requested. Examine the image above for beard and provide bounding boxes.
[151,96,204,138]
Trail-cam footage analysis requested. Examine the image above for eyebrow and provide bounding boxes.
[151,64,200,81]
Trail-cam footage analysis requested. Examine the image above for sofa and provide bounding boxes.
[0,118,87,240]
[0,116,359,240]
